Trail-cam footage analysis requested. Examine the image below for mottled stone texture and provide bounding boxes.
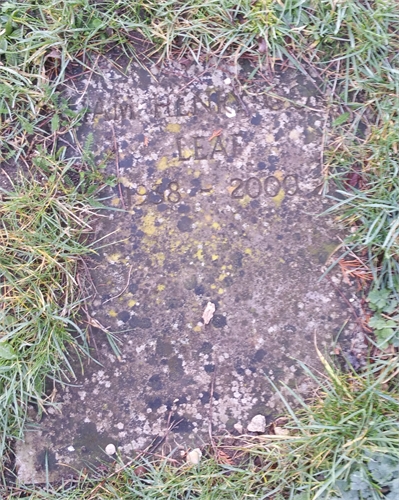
[15,59,355,483]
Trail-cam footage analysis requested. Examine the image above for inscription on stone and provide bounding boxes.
[116,173,299,208]
[16,60,354,483]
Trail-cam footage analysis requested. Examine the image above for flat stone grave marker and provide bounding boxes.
[15,58,356,483]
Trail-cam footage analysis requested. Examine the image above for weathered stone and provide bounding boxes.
[14,57,358,483]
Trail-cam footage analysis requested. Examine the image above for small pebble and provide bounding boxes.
[233,423,243,434]
[187,448,202,465]
[247,414,266,433]
[105,443,116,456]
[225,106,236,118]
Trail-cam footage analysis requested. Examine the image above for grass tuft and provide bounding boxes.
[0,156,97,458]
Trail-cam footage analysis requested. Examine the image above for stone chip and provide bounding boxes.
[247,414,266,433]
[187,448,202,465]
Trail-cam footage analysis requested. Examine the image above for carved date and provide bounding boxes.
[231,174,298,199]
[123,181,181,207]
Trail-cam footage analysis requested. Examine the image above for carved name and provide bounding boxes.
[84,90,253,122]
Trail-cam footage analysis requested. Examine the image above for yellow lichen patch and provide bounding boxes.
[193,325,202,332]
[239,195,252,207]
[218,273,227,281]
[154,252,165,266]
[177,243,191,255]
[157,155,181,171]
[169,240,182,253]
[210,284,217,289]
[118,176,134,188]
[271,170,285,208]
[165,123,181,133]
[157,156,169,171]
[272,189,285,208]
[245,248,252,255]
[218,288,224,294]
[194,248,204,261]
[108,309,117,317]
[107,253,121,263]
[181,149,193,161]
[226,93,237,104]
[221,265,226,270]
[212,222,221,230]
[141,212,157,236]
[212,254,219,261]
[111,197,120,207]
[128,299,136,308]
[157,284,166,292]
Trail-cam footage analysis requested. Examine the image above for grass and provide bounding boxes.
[325,107,399,288]
[1,0,399,498]
[0,154,101,466]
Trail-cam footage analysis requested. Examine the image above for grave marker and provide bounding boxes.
[16,60,354,483]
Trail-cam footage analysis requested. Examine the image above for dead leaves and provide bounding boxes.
[270,417,290,436]
[339,258,373,288]
[216,449,233,465]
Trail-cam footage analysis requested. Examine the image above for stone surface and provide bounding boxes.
[15,57,358,483]
[247,414,266,433]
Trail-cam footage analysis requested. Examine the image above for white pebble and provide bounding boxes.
[187,448,202,465]
[247,414,266,433]
[105,443,116,455]
[225,106,236,118]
